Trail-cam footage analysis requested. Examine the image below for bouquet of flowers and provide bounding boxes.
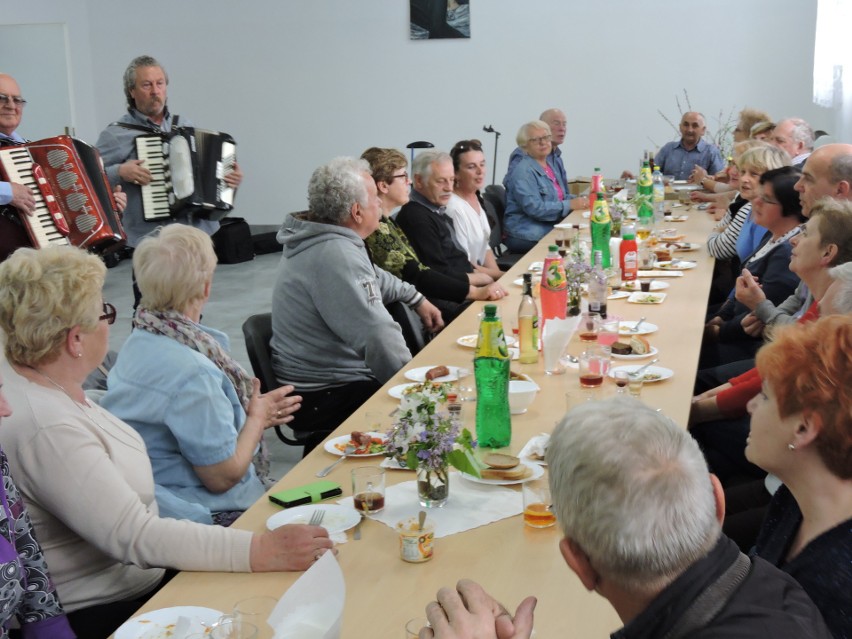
[386,385,480,477]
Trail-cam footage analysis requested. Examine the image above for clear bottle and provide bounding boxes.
[589,166,603,213]
[652,164,665,224]
[588,250,608,319]
[590,192,612,268]
[475,304,511,448]
[620,227,638,281]
[518,273,539,364]
[540,244,567,335]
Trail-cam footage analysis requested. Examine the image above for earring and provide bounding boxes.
[788,443,796,451]
[76,352,82,358]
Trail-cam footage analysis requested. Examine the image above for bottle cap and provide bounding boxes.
[594,166,601,172]
[548,244,558,252]
[483,304,497,318]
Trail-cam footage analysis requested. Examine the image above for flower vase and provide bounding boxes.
[417,464,450,508]
[567,283,582,316]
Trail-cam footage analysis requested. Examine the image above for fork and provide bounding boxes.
[309,509,325,526]
[316,445,355,477]
[630,358,660,379]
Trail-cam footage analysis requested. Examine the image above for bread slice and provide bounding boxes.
[483,453,520,469]
[629,335,651,355]
[480,465,532,481]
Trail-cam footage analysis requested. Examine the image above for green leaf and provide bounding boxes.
[447,449,480,477]
[406,449,419,471]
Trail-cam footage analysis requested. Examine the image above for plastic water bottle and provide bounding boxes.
[517,273,539,364]
[652,164,665,224]
[588,250,608,318]
[475,304,511,448]
[590,192,612,268]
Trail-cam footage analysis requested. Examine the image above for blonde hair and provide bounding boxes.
[133,224,217,313]
[738,144,791,174]
[0,246,105,367]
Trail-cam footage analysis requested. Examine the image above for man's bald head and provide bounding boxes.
[795,143,852,216]
[0,73,24,137]
[540,108,567,146]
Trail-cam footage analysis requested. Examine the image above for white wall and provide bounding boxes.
[2,0,836,226]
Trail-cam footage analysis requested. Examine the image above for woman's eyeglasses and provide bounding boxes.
[99,302,117,325]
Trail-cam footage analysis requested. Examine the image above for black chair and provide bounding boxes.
[386,301,431,356]
[482,184,523,270]
[242,313,328,453]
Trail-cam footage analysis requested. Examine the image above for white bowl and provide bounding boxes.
[509,380,539,414]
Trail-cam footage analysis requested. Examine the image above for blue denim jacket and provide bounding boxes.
[102,326,265,523]
[504,154,571,242]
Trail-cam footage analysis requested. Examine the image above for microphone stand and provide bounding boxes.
[482,125,501,185]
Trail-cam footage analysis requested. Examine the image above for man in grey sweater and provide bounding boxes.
[271,157,442,439]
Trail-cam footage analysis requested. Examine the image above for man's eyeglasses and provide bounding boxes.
[0,94,27,107]
[99,302,117,325]
[389,172,409,182]
[529,135,552,145]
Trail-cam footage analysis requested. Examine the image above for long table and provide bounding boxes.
[120,204,717,638]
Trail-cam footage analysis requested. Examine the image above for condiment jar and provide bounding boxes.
[397,516,434,563]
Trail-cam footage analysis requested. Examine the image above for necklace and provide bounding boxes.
[27,366,83,403]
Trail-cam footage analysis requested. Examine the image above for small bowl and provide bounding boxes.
[509,380,539,414]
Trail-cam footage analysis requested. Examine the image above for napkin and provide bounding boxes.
[339,475,521,538]
[519,433,550,464]
[269,551,345,639]
[541,316,581,374]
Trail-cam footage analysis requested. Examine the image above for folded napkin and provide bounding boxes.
[519,433,550,464]
[541,316,581,374]
[270,552,345,639]
[339,475,521,538]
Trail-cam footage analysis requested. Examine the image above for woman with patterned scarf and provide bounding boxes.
[102,224,300,526]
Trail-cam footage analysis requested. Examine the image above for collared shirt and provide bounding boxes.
[0,130,26,205]
[504,145,569,194]
[655,138,725,180]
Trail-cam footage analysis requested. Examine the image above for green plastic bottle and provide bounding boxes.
[590,191,612,268]
[474,304,511,448]
[636,161,655,233]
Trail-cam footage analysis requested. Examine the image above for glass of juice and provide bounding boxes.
[597,318,620,348]
[578,311,600,342]
[579,345,610,388]
[351,467,385,513]
[522,478,556,528]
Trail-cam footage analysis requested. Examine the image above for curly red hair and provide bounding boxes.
[756,315,852,478]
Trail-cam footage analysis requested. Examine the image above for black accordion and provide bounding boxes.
[135,127,237,222]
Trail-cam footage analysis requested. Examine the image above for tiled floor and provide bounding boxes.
[103,251,304,480]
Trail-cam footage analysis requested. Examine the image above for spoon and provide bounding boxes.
[629,317,647,333]
[630,358,660,378]
[418,510,426,532]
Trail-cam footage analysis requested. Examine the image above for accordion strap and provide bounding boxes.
[108,114,181,135]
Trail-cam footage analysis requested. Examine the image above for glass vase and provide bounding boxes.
[567,282,582,316]
[417,464,450,508]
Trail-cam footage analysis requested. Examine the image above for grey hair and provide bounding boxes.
[547,398,720,595]
[123,55,168,110]
[411,150,452,182]
[828,262,852,313]
[306,157,371,225]
[779,118,815,151]
[829,152,852,185]
[516,120,551,148]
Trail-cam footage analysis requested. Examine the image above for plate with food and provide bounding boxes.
[608,290,630,300]
[610,335,658,360]
[324,432,387,457]
[627,292,667,304]
[619,280,669,292]
[457,334,517,349]
[671,183,701,192]
[609,365,674,383]
[528,261,544,273]
[405,365,463,383]
[266,504,361,534]
[663,214,689,222]
[618,321,658,335]
[656,229,686,241]
[114,606,224,639]
[666,241,701,251]
[657,260,697,270]
[459,454,544,486]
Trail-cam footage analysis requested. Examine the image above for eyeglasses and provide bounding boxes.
[529,135,552,145]
[99,302,117,325]
[0,94,27,107]
[389,172,409,182]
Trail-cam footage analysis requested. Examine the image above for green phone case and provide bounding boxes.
[268,480,343,508]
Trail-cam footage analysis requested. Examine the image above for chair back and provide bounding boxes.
[386,301,430,356]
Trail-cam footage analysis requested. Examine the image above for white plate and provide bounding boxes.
[609,365,674,383]
[388,383,420,399]
[459,460,545,486]
[115,606,223,639]
[608,290,630,300]
[528,261,544,273]
[405,365,462,382]
[672,183,701,191]
[657,260,697,270]
[323,432,387,457]
[619,280,670,292]
[627,292,667,304]
[618,321,659,335]
[266,504,362,534]
[664,214,689,222]
[581,211,591,218]
[612,345,659,360]
[457,334,517,349]
[665,242,701,251]
[554,222,588,230]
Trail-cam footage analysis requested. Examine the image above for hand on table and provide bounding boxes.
[690,166,708,184]
[119,159,152,186]
[10,182,36,215]
[250,523,336,572]
[570,196,589,211]
[415,299,445,334]
[734,269,765,310]
[420,579,536,639]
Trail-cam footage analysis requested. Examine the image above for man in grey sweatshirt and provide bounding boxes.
[271,157,443,439]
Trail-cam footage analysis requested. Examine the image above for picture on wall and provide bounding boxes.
[410,0,470,39]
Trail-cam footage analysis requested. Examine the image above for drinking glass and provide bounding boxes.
[232,596,277,639]
[211,620,259,639]
[613,370,629,394]
[628,373,644,397]
[578,311,600,343]
[579,345,610,389]
[405,618,429,638]
[522,478,556,528]
[351,467,385,514]
[597,318,620,348]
